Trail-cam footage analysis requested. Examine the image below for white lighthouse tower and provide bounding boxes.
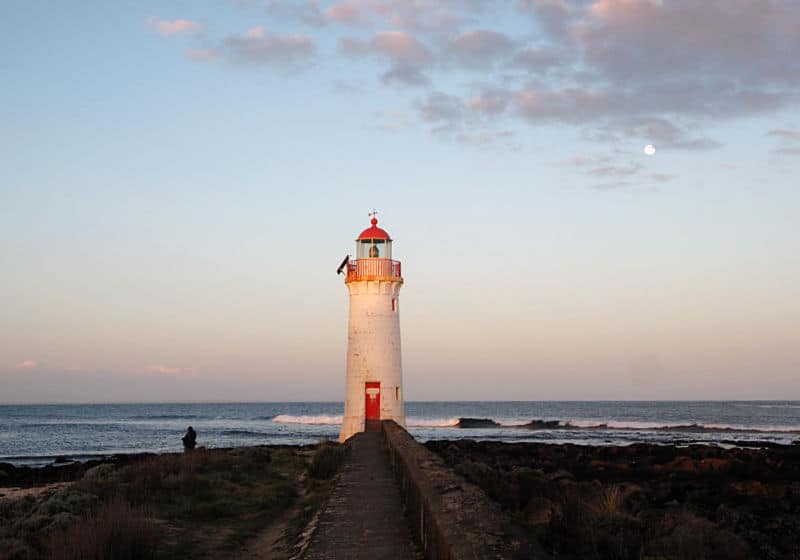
[339,213,405,442]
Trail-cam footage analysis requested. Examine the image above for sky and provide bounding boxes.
[1,0,799,403]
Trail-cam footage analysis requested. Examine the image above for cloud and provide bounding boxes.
[572,0,800,86]
[507,1,800,155]
[185,48,219,62]
[586,163,642,177]
[618,117,721,150]
[373,110,410,131]
[443,30,517,69]
[166,1,800,165]
[418,92,465,126]
[325,1,364,25]
[766,127,800,156]
[381,65,430,87]
[467,89,511,115]
[223,27,316,68]
[594,180,632,190]
[560,152,662,189]
[265,0,326,26]
[560,154,611,168]
[339,31,433,65]
[651,173,675,183]
[339,31,433,87]
[322,0,478,34]
[144,365,185,375]
[456,129,521,151]
[514,87,623,123]
[15,359,36,370]
[509,46,560,72]
[416,91,520,149]
[767,129,800,141]
[147,17,203,37]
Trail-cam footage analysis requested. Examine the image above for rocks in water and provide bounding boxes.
[521,419,563,430]
[457,418,500,428]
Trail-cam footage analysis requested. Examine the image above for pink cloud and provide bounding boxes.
[15,359,37,370]
[339,30,432,87]
[375,31,430,63]
[467,90,510,115]
[145,365,184,375]
[323,0,469,33]
[185,48,219,61]
[246,26,266,39]
[224,28,316,68]
[340,31,431,65]
[147,17,204,37]
[444,30,516,69]
[325,2,363,25]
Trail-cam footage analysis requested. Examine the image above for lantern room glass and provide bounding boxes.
[357,239,392,259]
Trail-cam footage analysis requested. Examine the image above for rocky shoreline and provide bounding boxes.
[426,440,800,559]
[3,440,800,559]
[0,455,151,489]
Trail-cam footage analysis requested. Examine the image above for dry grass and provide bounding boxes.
[591,485,625,516]
[308,441,347,480]
[45,498,158,560]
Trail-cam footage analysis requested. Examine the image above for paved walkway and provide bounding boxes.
[304,432,421,560]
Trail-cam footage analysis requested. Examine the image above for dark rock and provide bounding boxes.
[457,417,500,428]
[521,419,562,430]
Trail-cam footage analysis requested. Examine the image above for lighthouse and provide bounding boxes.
[338,213,405,442]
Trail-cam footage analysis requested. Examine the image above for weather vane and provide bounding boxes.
[368,209,379,220]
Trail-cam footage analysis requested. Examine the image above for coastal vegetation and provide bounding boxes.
[0,441,347,560]
[427,440,800,560]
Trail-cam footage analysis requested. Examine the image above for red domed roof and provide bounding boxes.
[357,217,391,240]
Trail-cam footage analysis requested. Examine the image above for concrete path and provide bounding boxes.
[303,432,421,560]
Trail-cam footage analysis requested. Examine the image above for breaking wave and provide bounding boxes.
[407,418,460,428]
[272,415,343,425]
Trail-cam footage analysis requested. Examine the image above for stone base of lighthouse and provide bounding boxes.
[340,278,405,442]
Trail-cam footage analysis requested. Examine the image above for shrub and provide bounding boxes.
[40,490,97,516]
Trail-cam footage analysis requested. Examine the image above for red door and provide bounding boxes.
[365,382,380,431]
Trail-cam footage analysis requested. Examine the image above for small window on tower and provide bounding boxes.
[395,387,399,400]
[392,298,397,312]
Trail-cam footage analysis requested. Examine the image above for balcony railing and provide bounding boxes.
[346,258,402,282]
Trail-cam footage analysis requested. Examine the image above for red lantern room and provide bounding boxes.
[356,217,393,259]
[344,214,402,283]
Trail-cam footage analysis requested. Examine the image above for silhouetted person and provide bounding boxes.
[182,426,197,452]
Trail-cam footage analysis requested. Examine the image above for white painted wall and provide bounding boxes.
[339,275,405,441]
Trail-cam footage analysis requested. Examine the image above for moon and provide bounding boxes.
[644,144,656,156]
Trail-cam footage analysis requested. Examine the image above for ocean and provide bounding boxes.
[1,401,799,466]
